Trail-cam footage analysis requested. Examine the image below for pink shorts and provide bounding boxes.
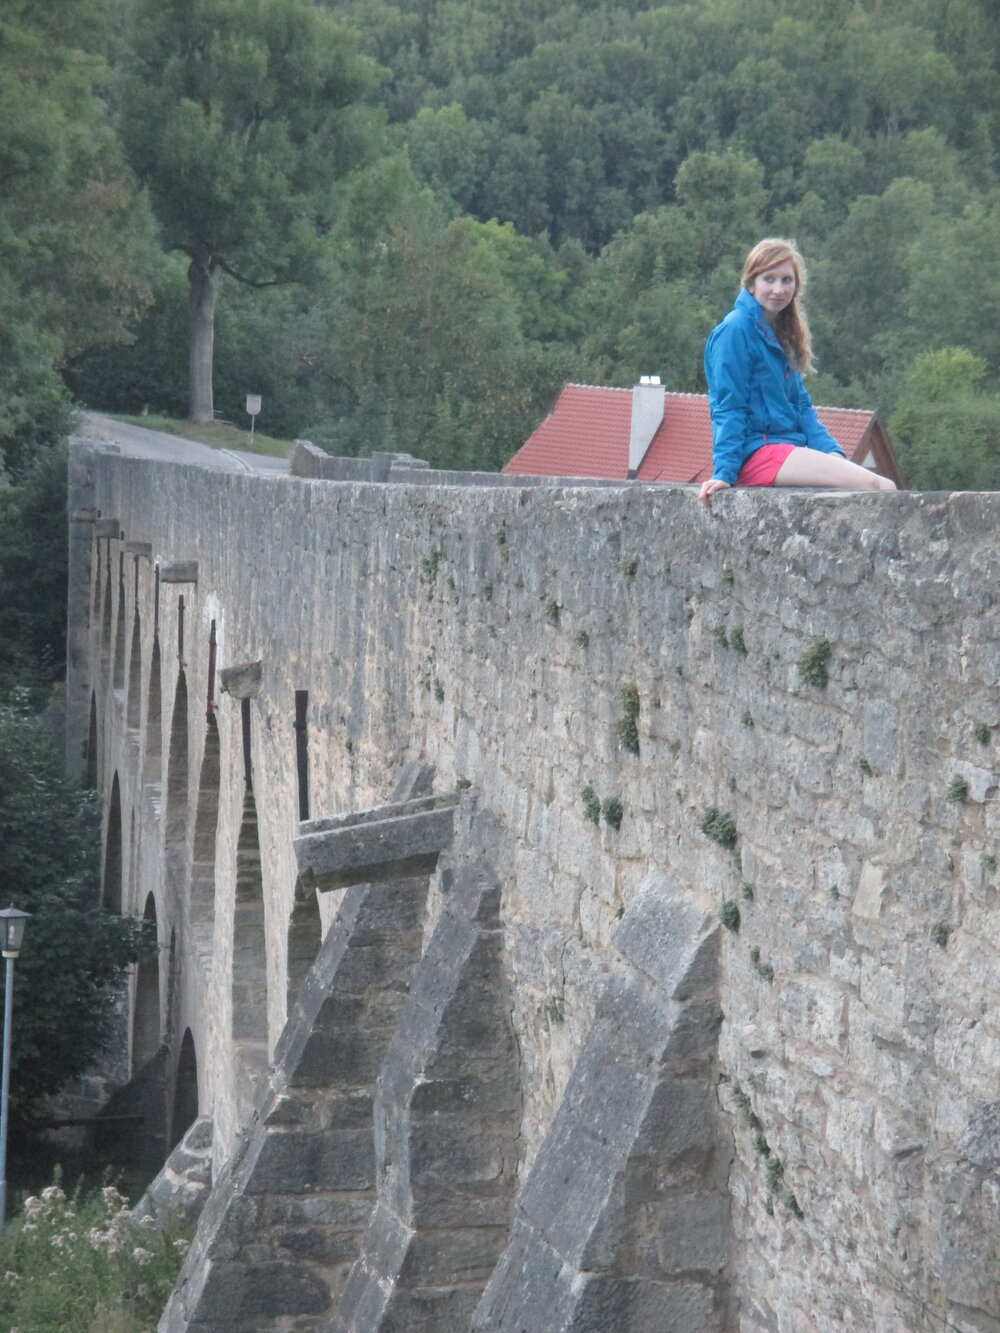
[736,442,796,487]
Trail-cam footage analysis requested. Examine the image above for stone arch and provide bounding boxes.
[126,612,142,729]
[170,1028,200,1152]
[143,638,163,787]
[85,692,99,790]
[191,716,221,950]
[112,572,127,690]
[286,885,322,1011]
[165,671,189,847]
[132,892,162,1072]
[103,773,123,912]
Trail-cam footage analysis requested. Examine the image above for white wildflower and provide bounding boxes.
[138,1213,157,1229]
[132,1247,153,1266]
[40,1185,65,1204]
[172,1238,190,1256]
[5,1270,19,1284]
[23,1197,43,1219]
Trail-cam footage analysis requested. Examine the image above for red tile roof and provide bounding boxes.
[504,384,883,484]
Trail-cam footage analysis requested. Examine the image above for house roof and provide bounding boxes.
[504,383,898,485]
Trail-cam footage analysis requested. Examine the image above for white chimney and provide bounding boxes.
[627,376,665,477]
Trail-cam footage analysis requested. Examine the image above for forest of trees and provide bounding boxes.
[5,0,1000,493]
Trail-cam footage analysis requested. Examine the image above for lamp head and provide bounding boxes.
[0,907,31,958]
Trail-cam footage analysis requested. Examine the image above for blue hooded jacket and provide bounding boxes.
[703,287,845,485]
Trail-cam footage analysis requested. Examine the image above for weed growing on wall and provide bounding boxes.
[749,946,774,982]
[0,1179,189,1333]
[798,636,832,688]
[701,806,737,849]
[972,722,989,745]
[419,549,441,585]
[616,683,640,755]
[544,595,560,625]
[930,921,952,948]
[719,900,741,933]
[581,785,601,825]
[601,795,624,830]
[946,775,969,802]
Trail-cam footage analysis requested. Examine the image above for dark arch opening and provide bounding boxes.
[191,716,221,950]
[132,893,161,1072]
[126,612,142,729]
[103,773,123,912]
[99,562,112,676]
[232,782,267,1042]
[85,692,99,790]
[287,886,322,1012]
[112,575,126,690]
[170,1029,199,1152]
[143,638,163,787]
[165,671,189,847]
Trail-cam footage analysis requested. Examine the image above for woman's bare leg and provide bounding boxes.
[773,448,896,490]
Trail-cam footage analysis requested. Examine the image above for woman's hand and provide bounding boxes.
[698,478,730,508]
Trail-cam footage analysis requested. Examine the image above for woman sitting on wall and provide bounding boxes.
[698,237,897,508]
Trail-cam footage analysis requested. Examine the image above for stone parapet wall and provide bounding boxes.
[69,439,1000,1332]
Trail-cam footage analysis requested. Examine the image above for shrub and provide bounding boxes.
[602,795,624,830]
[0,1179,189,1333]
[701,806,737,849]
[616,683,640,755]
[798,636,832,688]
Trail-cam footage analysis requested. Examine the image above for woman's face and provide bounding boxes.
[749,259,796,323]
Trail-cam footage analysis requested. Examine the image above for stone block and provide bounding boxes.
[160,559,199,583]
[295,804,457,893]
[219,659,263,698]
[397,1224,511,1287]
[245,1129,375,1194]
[193,1260,331,1322]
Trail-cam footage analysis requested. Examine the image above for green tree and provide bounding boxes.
[890,347,1000,490]
[0,1,156,477]
[0,700,152,1118]
[116,0,384,422]
[0,447,73,699]
[315,165,577,468]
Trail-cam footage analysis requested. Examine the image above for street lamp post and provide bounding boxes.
[0,906,30,1228]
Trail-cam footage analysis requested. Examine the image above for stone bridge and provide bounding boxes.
[66,423,1000,1332]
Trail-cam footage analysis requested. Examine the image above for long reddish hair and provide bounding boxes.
[741,237,814,373]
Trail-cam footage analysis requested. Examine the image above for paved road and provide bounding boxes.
[77,412,291,475]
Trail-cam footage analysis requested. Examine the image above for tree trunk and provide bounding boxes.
[188,256,222,423]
